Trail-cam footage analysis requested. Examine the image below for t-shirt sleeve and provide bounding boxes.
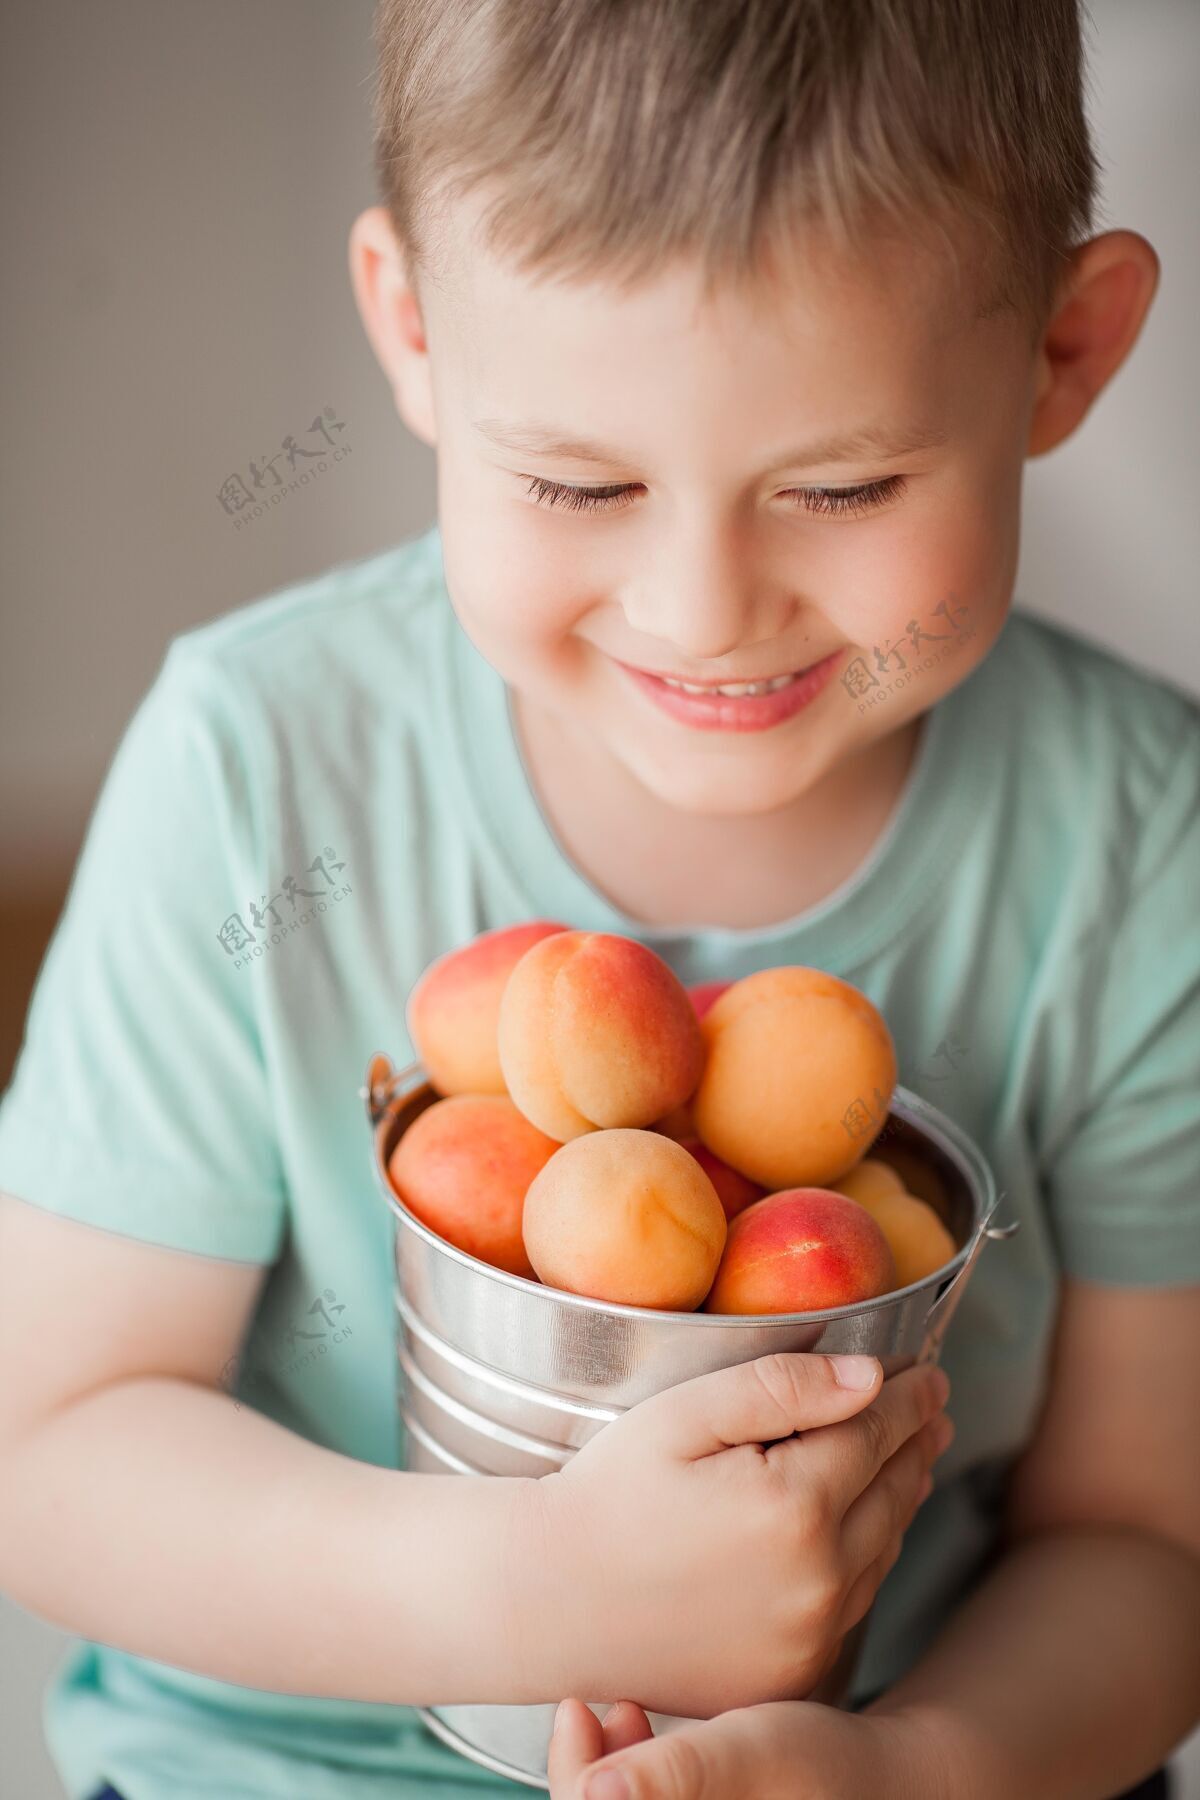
[0,640,287,1262]
[1041,701,1200,1285]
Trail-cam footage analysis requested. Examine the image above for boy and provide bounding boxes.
[1,3,1197,1799]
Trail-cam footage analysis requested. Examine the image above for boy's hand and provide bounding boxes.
[514,1352,951,1718]
[547,1694,949,1800]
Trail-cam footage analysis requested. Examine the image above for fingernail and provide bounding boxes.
[586,1770,631,1800]
[554,1699,569,1736]
[917,1471,934,1504]
[829,1354,879,1389]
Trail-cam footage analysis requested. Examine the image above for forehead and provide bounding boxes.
[421,186,1012,443]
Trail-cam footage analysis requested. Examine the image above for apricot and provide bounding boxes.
[688,979,732,1021]
[387,1094,559,1278]
[653,1100,696,1142]
[679,1139,765,1223]
[406,920,568,1097]
[849,1189,958,1290]
[833,1156,906,1207]
[871,1144,951,1221]
[522,1128,727,1310]
[704,1188,896,1316]
[498,931,705,1142]
[692,967,896,1189]
[645,981,725,1136]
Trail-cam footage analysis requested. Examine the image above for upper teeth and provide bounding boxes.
[658,673,796,697]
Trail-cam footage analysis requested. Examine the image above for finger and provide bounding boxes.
[834,1419,954,1640]
[836,1524,907,1639]
[547,1697,604,1796]
[581,1705,788,1799]
[840,1411,953,1574]
[782,1362,949,1509]
[635,1351,883,1463]
[602,1699,655,1755]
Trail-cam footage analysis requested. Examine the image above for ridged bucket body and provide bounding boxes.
[366,1057,1006,1789]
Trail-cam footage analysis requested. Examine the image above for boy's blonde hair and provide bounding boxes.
[372,0,1100,333]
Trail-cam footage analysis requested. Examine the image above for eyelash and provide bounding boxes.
[522,474,906,517]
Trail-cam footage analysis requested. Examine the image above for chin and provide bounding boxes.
[619,740,826,818]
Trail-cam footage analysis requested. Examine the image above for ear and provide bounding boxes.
[348,206,437,448]
[1027,229,1160,457]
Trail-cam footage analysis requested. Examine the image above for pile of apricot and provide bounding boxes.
[386,922,958,1314]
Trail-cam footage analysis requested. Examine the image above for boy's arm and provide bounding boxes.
[0,1190,536,1706]
[862,1277,1200,1798]
[551,1280,1200,1799]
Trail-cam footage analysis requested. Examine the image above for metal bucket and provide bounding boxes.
[364,1054,1014,1790]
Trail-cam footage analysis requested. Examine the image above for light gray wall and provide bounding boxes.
[1016,0,1200,688]
[0,0,435,892]
[1,4,1197,1797]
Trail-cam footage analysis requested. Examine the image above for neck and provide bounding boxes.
[509,692,926,931]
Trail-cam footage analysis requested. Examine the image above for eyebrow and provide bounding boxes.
[471,416,950,470]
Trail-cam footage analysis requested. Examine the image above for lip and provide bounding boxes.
[613,649,846,732]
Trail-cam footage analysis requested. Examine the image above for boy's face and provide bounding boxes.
[380,195,1040,817]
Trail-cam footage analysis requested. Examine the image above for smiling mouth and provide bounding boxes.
[614,657,836,697]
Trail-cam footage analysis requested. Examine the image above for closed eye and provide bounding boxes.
[522,475,906,517]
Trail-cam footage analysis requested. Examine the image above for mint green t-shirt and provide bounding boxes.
[2,522,1198,1800]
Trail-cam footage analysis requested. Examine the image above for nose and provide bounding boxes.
[620,511,791,663]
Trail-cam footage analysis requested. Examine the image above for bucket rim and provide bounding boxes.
[366,1055,997,1329]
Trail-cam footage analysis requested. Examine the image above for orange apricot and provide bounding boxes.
[871,1144,951,1221]
[522,1128,727,1310]
[849,1189,958,1289]
[833,1157,907,1207]
[693,967,896,1189]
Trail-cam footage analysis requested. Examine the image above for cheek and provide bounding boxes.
[824,477,1016,653]
[438,488,591,662]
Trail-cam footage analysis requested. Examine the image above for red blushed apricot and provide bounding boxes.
[498,931,706,1142]
[522,1129,727,1310]
[693,967,897,1189]
[405,920,568,1097]
[704,1188,896,1315]
[387,1094,559,1278]
[652,1100,697,1142]
[679,1139,765,1223]
[688,980,732,1021]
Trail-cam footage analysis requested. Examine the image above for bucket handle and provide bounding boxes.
[360,1052,420,1129]
[917,1193,1020,1366]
